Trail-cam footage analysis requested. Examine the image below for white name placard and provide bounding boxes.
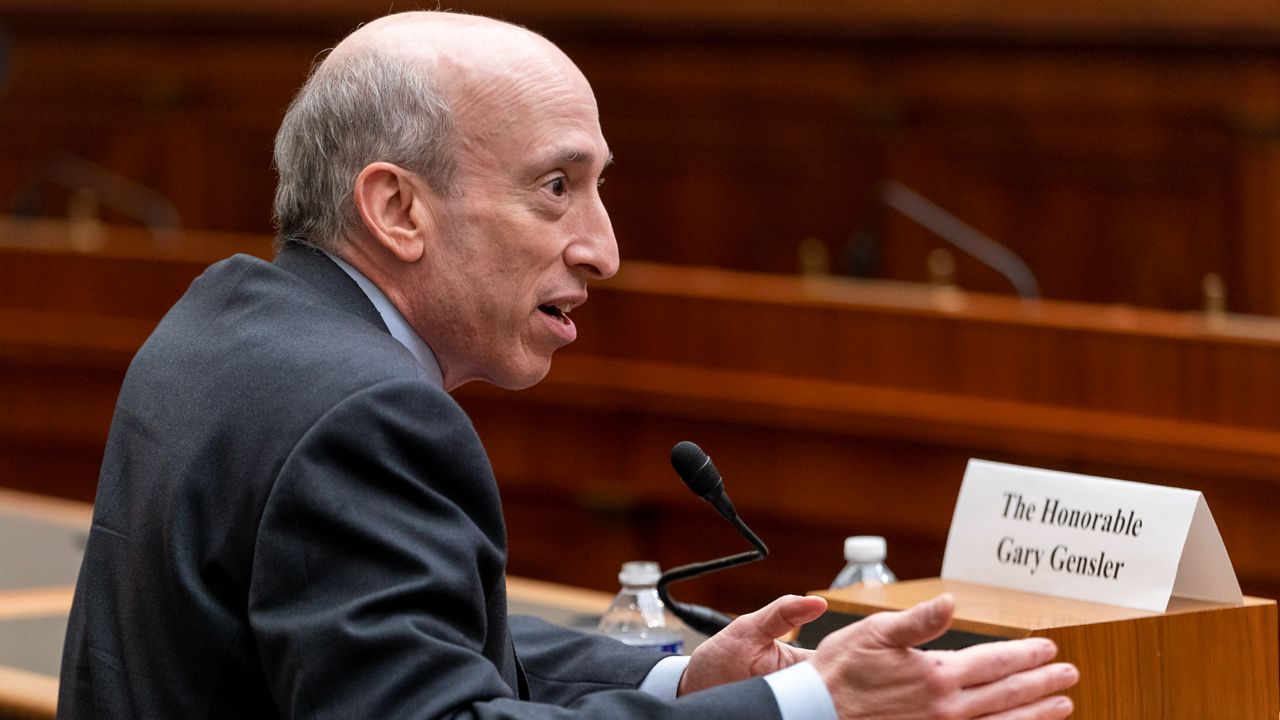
[941,459,1242,612]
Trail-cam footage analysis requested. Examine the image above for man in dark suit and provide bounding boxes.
[59,11,1078,719]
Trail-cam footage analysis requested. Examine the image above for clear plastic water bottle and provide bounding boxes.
[596,561,684,654]
[830,536,897,589]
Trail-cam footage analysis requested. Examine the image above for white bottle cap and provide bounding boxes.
[619,560,661,585]
[844,536,887,563]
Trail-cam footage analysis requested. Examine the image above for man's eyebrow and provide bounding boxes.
[550,149,614,169]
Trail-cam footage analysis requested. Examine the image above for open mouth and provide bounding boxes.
[538,304,573,325]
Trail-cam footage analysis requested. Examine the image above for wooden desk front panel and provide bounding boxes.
[817,579,1280,719]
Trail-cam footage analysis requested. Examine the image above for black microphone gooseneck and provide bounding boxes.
[657,441,768,636]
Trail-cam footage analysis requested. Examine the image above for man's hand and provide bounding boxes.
[812,593,1078,719]
[678,594,827,695]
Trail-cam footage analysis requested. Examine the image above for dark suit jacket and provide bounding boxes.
[59,244,782,719]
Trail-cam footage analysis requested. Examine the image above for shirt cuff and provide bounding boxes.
[637,655,691,700]
[763,661,838,720]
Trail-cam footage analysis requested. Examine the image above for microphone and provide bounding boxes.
[6,152,183,247]
[657,441,768,636]
[670,440,738,522]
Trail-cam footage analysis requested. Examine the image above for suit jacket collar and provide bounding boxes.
[272,241,388,334]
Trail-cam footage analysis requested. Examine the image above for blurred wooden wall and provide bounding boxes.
[1,0,1279,311]
[3,1,1280,612]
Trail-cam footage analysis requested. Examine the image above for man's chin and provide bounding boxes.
[484,358,554,392]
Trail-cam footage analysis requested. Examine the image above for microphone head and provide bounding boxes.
[670,441,722,499]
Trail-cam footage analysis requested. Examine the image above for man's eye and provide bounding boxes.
[548,177,567,197]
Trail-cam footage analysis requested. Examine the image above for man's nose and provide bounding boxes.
[565,199,620,280]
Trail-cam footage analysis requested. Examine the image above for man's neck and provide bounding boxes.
[323,250,445,389]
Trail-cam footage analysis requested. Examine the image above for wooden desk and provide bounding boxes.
[812,578,1280,719]
[0,490,89,720]
[0,587,72,720]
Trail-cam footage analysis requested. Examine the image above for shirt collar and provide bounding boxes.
[323,250,445,389]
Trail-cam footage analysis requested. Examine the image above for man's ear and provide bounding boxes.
[352,162,435,263]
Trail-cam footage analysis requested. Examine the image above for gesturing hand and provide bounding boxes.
[812,594,1078,719]
[678,594,828,695]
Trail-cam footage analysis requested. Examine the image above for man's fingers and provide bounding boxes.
[946,637,1059,688]
[730,595,828,642]
[993,695,1075,720]
[864,593,955,649]
[959,663,1078,719]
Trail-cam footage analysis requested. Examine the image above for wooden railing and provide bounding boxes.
[5,222,1275,613]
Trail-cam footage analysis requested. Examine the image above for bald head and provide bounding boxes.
[330,11,562,76]
[272,11,584,251]
[337,13,592,148]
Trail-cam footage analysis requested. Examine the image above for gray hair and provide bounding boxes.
[272,49,457,251]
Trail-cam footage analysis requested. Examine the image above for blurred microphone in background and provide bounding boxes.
[845,179,1041,299]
